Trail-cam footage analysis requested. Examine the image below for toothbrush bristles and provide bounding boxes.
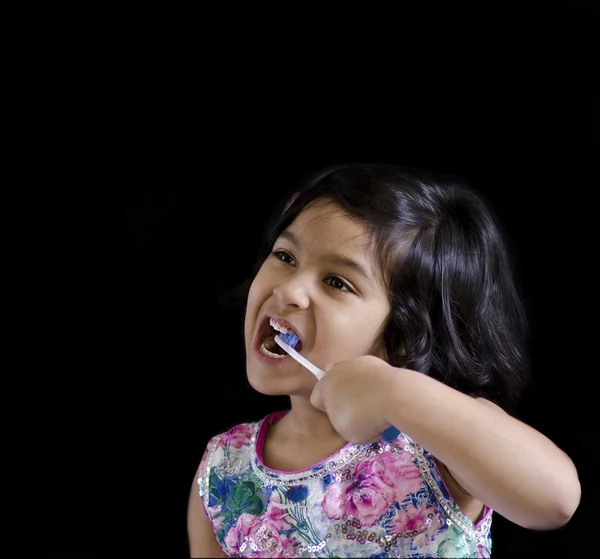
[280,332,299,349]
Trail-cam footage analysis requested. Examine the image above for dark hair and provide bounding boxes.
[226,163,530,414]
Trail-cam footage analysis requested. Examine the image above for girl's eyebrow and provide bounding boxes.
[279,229,373,283]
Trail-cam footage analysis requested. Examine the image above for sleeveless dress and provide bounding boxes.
[197,411,493,558]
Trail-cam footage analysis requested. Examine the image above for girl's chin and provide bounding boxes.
[246,369,315,398]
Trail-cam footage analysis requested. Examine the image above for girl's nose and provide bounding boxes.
[273,275,310,310]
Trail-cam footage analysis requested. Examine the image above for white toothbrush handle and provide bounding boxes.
[274,335,326,380]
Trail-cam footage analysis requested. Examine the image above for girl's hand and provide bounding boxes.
[310,355,398,444]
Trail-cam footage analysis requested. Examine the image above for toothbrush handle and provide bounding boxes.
[381,426,400,442]
[274,335,326,380]
[274,335,400,441]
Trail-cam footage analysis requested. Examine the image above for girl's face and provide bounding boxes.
[244,200,391,398]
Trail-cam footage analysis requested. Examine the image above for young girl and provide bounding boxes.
[187,163,581,558]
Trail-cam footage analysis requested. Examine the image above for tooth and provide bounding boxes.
[268,317,297,337]
[270,318,283,333]
[260,340,286,359]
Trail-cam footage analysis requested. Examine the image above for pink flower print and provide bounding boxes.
[224,513,297,557]
[477,545,491,558]
[220,423,253,449]
[264,492,293,531]
[390,501,439,537]
[207,505,223,531]
[224,513,257,554]
[378,450,423,500]
[322,458,395,527]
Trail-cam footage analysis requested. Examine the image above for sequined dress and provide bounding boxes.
[197,411,492,558]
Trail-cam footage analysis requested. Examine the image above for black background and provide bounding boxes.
[10,3,598,558]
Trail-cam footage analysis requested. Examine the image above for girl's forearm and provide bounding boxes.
[383,366,581,529]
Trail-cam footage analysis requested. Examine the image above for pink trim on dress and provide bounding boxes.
[433,460,491,528]
[254,410,353,474]
[474,506,493,530]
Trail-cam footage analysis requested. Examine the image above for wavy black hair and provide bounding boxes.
[226,163,530,414]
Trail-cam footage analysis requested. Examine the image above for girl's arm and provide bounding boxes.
[187,480,227,558]
[310,355,581,530]
[384,366,580,529]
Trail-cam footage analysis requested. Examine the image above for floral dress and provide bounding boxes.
[197,411,492,558]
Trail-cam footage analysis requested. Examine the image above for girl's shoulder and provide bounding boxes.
[201,419,260,460]
[196,414,280,506]
[198,412,284,474]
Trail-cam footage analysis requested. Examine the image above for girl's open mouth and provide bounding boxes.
[257,316,303,358]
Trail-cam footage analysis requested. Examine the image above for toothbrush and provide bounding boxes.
[274,333,400,443]
[275,332,326,380]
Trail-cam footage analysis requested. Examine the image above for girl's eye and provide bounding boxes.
[272,250,295,265]
[271,251,355,294]
[325,276,353,293]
